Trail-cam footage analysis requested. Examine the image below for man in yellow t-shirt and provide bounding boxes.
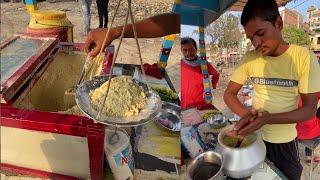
[224,0,320,179]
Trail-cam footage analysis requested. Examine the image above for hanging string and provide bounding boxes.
[127,0,147,81]
[85,0,123,81]
[97,0,149,121]
[87,0,148,120]
[96,0,131,120]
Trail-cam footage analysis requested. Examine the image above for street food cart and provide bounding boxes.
[174,0,295,179]
[0,0,300,179]
[0,35,105,179]
[0,34,182,180]
[180,109,289,179]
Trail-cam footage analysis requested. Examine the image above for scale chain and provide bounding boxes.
[97,0,148,121]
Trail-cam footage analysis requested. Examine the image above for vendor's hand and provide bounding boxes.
[237,110,270,136]
[227,109,258,136]
[84,28,118,57]
[237,93,246,104]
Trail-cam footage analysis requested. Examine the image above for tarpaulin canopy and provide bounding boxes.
[174,0,293,26]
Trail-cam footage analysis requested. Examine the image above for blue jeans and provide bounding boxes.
[78,0,92,35]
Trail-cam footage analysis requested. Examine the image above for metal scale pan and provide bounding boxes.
[75,75,162,127]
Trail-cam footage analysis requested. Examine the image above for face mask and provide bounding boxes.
[183,57,201,67]
[184,56,197,61]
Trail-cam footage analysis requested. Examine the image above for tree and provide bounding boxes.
[216,13,241,51]
[282,26,311,47]
[195,13,241,65]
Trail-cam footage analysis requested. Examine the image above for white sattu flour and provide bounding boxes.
[89,76,147,117]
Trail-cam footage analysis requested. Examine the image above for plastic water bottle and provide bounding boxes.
[105,127,134,180]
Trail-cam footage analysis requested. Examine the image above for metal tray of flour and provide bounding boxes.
[75,75,161,127]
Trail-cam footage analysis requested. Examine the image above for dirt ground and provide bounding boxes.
[1,0,319,179]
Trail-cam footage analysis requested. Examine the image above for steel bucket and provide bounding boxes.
[186,151,224,180]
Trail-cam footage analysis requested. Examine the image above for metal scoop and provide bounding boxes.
[109,127,120,145]
[226,115,255,148]
[64,55,92,108]
[78,55,92,85]
[235,135,245,148]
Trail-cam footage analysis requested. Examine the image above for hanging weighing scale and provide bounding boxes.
[75,0,161,144]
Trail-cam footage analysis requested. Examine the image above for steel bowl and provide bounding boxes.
[186,151,224,180]
[75,75,161,127]
[154,101,181,132]
[207,114,227,129]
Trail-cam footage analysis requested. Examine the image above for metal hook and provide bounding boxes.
[109,127,120,145]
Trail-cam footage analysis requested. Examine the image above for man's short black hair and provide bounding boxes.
[181,37,197,50]
[241,0,280,26]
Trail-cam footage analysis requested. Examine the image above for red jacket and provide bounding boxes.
[180,60,220,110]
[296,92,320,139]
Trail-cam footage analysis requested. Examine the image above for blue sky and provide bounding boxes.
[181,0,320,40]
[286,0,320,21]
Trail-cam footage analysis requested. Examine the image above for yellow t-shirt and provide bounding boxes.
[231,44,320,143]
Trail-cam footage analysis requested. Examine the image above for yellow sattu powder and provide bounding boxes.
[89,76,147,117]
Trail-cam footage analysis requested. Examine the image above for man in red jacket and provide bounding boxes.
[180,37,220,110]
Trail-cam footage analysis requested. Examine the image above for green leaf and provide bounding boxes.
[282,25,311,47]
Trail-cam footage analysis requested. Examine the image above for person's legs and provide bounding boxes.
[87,0,92,30]
[305,138,320,162]
[79,0,92,35]
[103,0,109,28]
[96,0,104,28]
[305,147,312,156]
[265,140,303,180]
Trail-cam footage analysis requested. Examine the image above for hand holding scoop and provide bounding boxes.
[226,112,257,148]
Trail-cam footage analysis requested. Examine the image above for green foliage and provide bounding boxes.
[282,26,311,46]
[202,109,222,120]
[194,13,241,51]
[207,13,241,50]
[151,86,179,103]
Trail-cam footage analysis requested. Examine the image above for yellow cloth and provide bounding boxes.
[137,122,180,163]
[231,44,320,143]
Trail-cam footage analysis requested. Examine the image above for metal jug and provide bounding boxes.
[215,125,266,178]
